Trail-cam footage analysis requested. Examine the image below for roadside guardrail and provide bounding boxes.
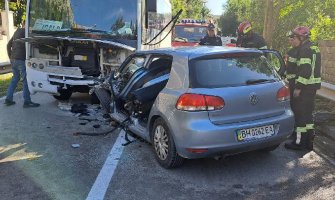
[317,82,335,101]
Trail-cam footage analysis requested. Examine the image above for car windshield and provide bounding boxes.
[28,0,137,40]
[173,25,207,42]
[189,53,280,88]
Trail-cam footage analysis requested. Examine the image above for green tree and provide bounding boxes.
[171,0,210,20]
[220,0,335,53]
[9,0,27,26]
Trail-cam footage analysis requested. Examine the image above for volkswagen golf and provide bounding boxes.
[101,46,295,168]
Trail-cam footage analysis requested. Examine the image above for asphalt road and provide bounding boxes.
[0,93,334,200]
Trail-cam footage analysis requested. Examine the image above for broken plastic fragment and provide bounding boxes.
[71,144,80,148]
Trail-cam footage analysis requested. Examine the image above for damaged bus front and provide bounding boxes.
[25,0,172,100]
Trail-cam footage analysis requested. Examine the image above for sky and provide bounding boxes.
[206,0,227,16]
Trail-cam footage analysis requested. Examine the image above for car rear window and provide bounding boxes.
[189,53,280,88]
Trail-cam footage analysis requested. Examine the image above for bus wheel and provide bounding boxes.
[53,89,72,101]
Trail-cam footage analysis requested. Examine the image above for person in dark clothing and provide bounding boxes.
[5,25,40,108]
[199,23,222,46]
[283,31,299,141]
[284,26,321,151]
[236,21,267,49]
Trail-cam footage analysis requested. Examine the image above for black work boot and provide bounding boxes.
[284,141,306,151]
[305,130,315,151]
[23,101,40,108]
[4,99,16,106]
[289,131,297,140]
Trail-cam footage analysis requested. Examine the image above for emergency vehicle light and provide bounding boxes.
[181,19,206,24]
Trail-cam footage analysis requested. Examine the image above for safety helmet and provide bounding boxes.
[292,26,310,38]
[237,21,252,35]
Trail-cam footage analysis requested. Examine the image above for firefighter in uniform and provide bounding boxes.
[284,26,321,151]
[236,21,267,49]
[199,23,222,46]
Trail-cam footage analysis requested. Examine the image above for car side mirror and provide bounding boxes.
[230,39,237,44]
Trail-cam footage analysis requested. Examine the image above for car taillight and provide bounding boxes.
[277,86,290,101]
[176,93,225,111]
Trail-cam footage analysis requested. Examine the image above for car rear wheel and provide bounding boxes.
[152,118,184,169]
[53,89,72,101]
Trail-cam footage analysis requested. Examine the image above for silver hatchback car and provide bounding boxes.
[103,46,294,168]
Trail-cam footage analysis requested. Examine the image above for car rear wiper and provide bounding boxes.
[246,79,275,85]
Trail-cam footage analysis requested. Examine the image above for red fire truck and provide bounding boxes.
[172,19,208,47]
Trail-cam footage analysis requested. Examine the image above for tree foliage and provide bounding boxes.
[0,0,27,26]
[220,0,335,53]
[171,0,210,20]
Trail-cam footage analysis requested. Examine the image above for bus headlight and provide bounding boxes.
[39,63,44,69]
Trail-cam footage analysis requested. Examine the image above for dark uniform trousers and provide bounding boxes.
[293,89,317,149]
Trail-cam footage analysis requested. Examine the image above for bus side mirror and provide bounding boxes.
[146,0,157,12]
[145,0,157,29]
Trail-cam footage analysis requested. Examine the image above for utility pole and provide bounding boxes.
[4,0,11,42]
[263,0,275,48]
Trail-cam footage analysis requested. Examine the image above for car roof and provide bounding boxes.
[137,46,263,60]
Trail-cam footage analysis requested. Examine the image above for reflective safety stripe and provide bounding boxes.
[243,26,252,34]
[297,58,312,66]
[296,76,321,85]
[288,57,297,63]
[286,74,296,79]
[296,132,301,144]
[296,127,307,133]
[310,46,320,53]
[306,124,314,130]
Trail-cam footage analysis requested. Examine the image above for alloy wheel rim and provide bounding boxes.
[154,125,169,160]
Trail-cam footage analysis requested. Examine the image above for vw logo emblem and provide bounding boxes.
[249,93,259,105]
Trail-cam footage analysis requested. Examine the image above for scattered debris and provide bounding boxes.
[79,122,87,125]
[71,144,80,148]
[71,103,88,114]
[93,124,101,129]
[58,101,72,111]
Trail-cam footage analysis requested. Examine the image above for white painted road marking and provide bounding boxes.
[86,129,126,200]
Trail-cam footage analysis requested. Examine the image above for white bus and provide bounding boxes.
[25,0,172,100]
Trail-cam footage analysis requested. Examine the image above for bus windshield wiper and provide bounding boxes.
[246,78,275,85]
[32,27,108,34]
[173,37,188,42]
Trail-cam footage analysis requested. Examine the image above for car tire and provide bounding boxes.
[259,144,280,152]
[53,89,72,101]
[151,118,184,169]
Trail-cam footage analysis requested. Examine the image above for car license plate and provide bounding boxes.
[237,125,275,142]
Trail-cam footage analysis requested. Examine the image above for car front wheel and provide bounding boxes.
[152,118,184,169]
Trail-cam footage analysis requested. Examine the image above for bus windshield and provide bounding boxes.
[28,0,137,39]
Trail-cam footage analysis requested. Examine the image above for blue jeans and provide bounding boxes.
[6,59,31,103]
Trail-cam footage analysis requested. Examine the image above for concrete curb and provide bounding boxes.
[322,82,335,90]
[0,91,22,101]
